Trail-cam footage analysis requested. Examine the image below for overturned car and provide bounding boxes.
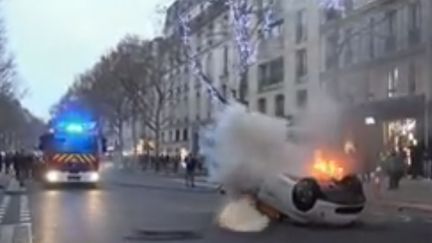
[218,151,366,226]
[256,173,365,226]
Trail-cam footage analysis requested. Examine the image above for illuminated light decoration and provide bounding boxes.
[177,13,227,105]
[262,1,275,38]
[319,0,347,11]
[176,0,275,105]
[227,0,256,72]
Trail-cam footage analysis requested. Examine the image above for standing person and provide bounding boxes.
[423,150,431,179]
[5,152,13,175]
[0,151,4,173]
[24,152,34,180]
[173,154,180,174]
[185,154,197,188]
[165,155,171,173]
[13,151,25,187]
[387,150,405,190]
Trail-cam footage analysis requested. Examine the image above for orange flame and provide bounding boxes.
[312,150,345,181]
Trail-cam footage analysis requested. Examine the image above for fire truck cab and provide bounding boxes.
[38,117,106,186]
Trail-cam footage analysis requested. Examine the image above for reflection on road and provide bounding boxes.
[36,188,106,243]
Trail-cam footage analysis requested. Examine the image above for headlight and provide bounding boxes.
[90,172,99,182]
[46,170,60,183]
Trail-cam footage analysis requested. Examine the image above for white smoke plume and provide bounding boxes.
[201,93,346,232]
[217,196,270,232]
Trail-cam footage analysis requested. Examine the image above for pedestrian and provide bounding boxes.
[173,155,180,174]
[387,150,405,190]
[5,152,13,175]
[24,152,34,180]
[0,151,4,173]
[422,151,431,179]
[13,151,25,187]
[185,154,197,188]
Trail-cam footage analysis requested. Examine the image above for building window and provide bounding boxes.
[369,18,375,59]
[296,49,307,82]
[385,10,396,52]
[344,28,353,65]
[175,129,180,142]
[408,1,421,45]
[258,57,284,88]
[183,128,188,141]
[207,97,212,119]
[408,62,416,94]
[258,98,267,113]
[169,131,173,142]
[295,9,307,44]
[387,67,399,98]
[324,7,342,22]
[221,84,227,98]
[296,89,308,109]
[206,52,213,82]
[232,89,237,98]
[223,46,229,75]
[274,94,285,117]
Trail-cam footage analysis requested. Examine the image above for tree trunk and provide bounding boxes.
[131,109,138,167]
[154,120,161,172]
[117,120,124,166]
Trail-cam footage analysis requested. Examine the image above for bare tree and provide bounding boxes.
[108,36,180,169]
[0,4,29,149]
[54,57,131,160]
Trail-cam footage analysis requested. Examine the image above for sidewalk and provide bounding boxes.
[0,173,11,189]
[0,173,27,194]
[365,178,432,212]
[105,168,219,191]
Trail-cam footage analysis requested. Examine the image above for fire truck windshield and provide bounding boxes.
[51,135,97,154]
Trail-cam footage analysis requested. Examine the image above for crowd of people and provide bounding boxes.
[0,150,37,186]
[136,153,204,188]
[372,143,432,190]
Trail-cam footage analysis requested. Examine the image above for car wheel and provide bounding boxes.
[292,178,320,212]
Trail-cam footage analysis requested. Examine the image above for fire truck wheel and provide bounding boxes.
[292,178,320,212]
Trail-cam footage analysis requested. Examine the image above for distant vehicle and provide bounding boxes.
[38,114,106,186]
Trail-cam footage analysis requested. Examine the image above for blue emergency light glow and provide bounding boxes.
[65,123,84,133]
[52,111,97,134]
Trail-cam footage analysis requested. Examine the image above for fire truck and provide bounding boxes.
[38,114,106,185]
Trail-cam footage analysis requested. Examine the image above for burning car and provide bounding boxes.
[254,150,365,226]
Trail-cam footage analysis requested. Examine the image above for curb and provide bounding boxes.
[381,202,432,213]
[373,200,432,213]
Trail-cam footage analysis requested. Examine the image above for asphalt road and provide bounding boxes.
[1,168,432,243]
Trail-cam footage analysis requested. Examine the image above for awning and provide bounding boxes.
[350,95,426,121]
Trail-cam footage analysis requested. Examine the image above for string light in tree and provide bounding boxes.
[177,12,227,105]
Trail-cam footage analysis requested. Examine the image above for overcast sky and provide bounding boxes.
[4,0,174,120]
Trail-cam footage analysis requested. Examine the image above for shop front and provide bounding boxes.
[347,95,428,172]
